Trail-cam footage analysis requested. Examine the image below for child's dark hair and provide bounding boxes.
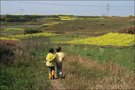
[56,47,61,52]
[49,48,54,53]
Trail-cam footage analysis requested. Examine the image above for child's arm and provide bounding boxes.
[45,54,48,63]
[62,53,65,60]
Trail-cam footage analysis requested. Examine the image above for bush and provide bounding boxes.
[0,18,5,21]
[0,40,27,65]
[5,18,27,22]
[23,29,42,34]
[0,41,15,65]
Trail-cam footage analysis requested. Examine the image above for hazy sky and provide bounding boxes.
[1,1,134,16]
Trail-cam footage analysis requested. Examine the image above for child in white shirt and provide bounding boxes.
[56,47,64,78]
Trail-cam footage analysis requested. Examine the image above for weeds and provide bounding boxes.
[60,54,135,89]
[59,44,134,71]
[0,36,52,90]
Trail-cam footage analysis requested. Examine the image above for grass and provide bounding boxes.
[0,15,134,89]
[2,25,41,28]
[53,44,134,71]
[63,62,108,89]
[41,17,134,35]
[60,54,134,89]
[0,36,53,90]
[1,35,134,89]
[50,34,91,42]
[0,57,51,90]
[1,16,134,36]
[1,30,21,37]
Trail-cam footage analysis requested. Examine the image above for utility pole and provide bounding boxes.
[106,4,110,16]
[20,9,24,15]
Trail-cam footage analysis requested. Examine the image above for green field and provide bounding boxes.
[0,15,135,89]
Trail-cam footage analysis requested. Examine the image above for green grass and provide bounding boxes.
[53,44,134,71]
[41,17,134,35]
[2,16,134,36]
[2,25,41,28]
[0,49,52,90]
[1,30,21,37]
[50,34,91,42]
[0,36,53,90]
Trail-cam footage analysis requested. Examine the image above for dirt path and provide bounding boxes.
[50,79,65,90]
[49,65,66,90]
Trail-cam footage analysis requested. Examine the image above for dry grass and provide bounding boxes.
[118,26,135,34]
[60,54,135,89]
[0,40,25,65]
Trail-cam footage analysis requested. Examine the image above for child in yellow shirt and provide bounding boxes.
[46,48,56,79]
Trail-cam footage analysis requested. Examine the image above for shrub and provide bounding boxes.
[0,41,15,65]
[100,22,104,26]
[118,27,135,34]
[0,40,27,65]
[0,18,5,21]
[41,24,52,27]
[23,29,42,34]
[5,18,27,22]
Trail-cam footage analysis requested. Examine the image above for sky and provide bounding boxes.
[1,1,134,16]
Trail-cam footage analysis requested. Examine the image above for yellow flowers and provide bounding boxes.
[60,17,77,20]
[61,33,135,46]
[115,49,119,54]
[4,28,23,31]
[99,47,104,54]
[84,46,87,51]
[50,22,63,24]
[44,16,84,21]
[41,22,63,27]
[0,37,20,41]
[8,33,60,38]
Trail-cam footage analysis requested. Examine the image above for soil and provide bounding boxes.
[50,79,65,90]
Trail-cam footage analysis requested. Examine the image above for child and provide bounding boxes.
[46,48,56,79]
[56,47,64,78]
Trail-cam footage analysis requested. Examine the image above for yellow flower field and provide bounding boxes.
[41,22,63,27]
[59,16,81,20]
[58,33,135,46]
[0,37,20,41]
[8,33,60,38]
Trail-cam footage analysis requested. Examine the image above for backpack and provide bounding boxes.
[56,52,64,63]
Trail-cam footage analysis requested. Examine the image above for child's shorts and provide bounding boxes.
[48,66,55,73]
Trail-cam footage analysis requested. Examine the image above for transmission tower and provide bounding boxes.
[106,4,110,16]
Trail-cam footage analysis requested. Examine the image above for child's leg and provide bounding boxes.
[56,63,60,78]
[48,67,52,79]
[59,63,62,78]
[51,67,55,79]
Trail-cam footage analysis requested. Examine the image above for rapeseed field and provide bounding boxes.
[56,33,135,46]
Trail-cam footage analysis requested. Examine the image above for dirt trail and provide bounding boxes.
[49,66,66,90]
[50,79,65,90]
[49,53,103,89]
